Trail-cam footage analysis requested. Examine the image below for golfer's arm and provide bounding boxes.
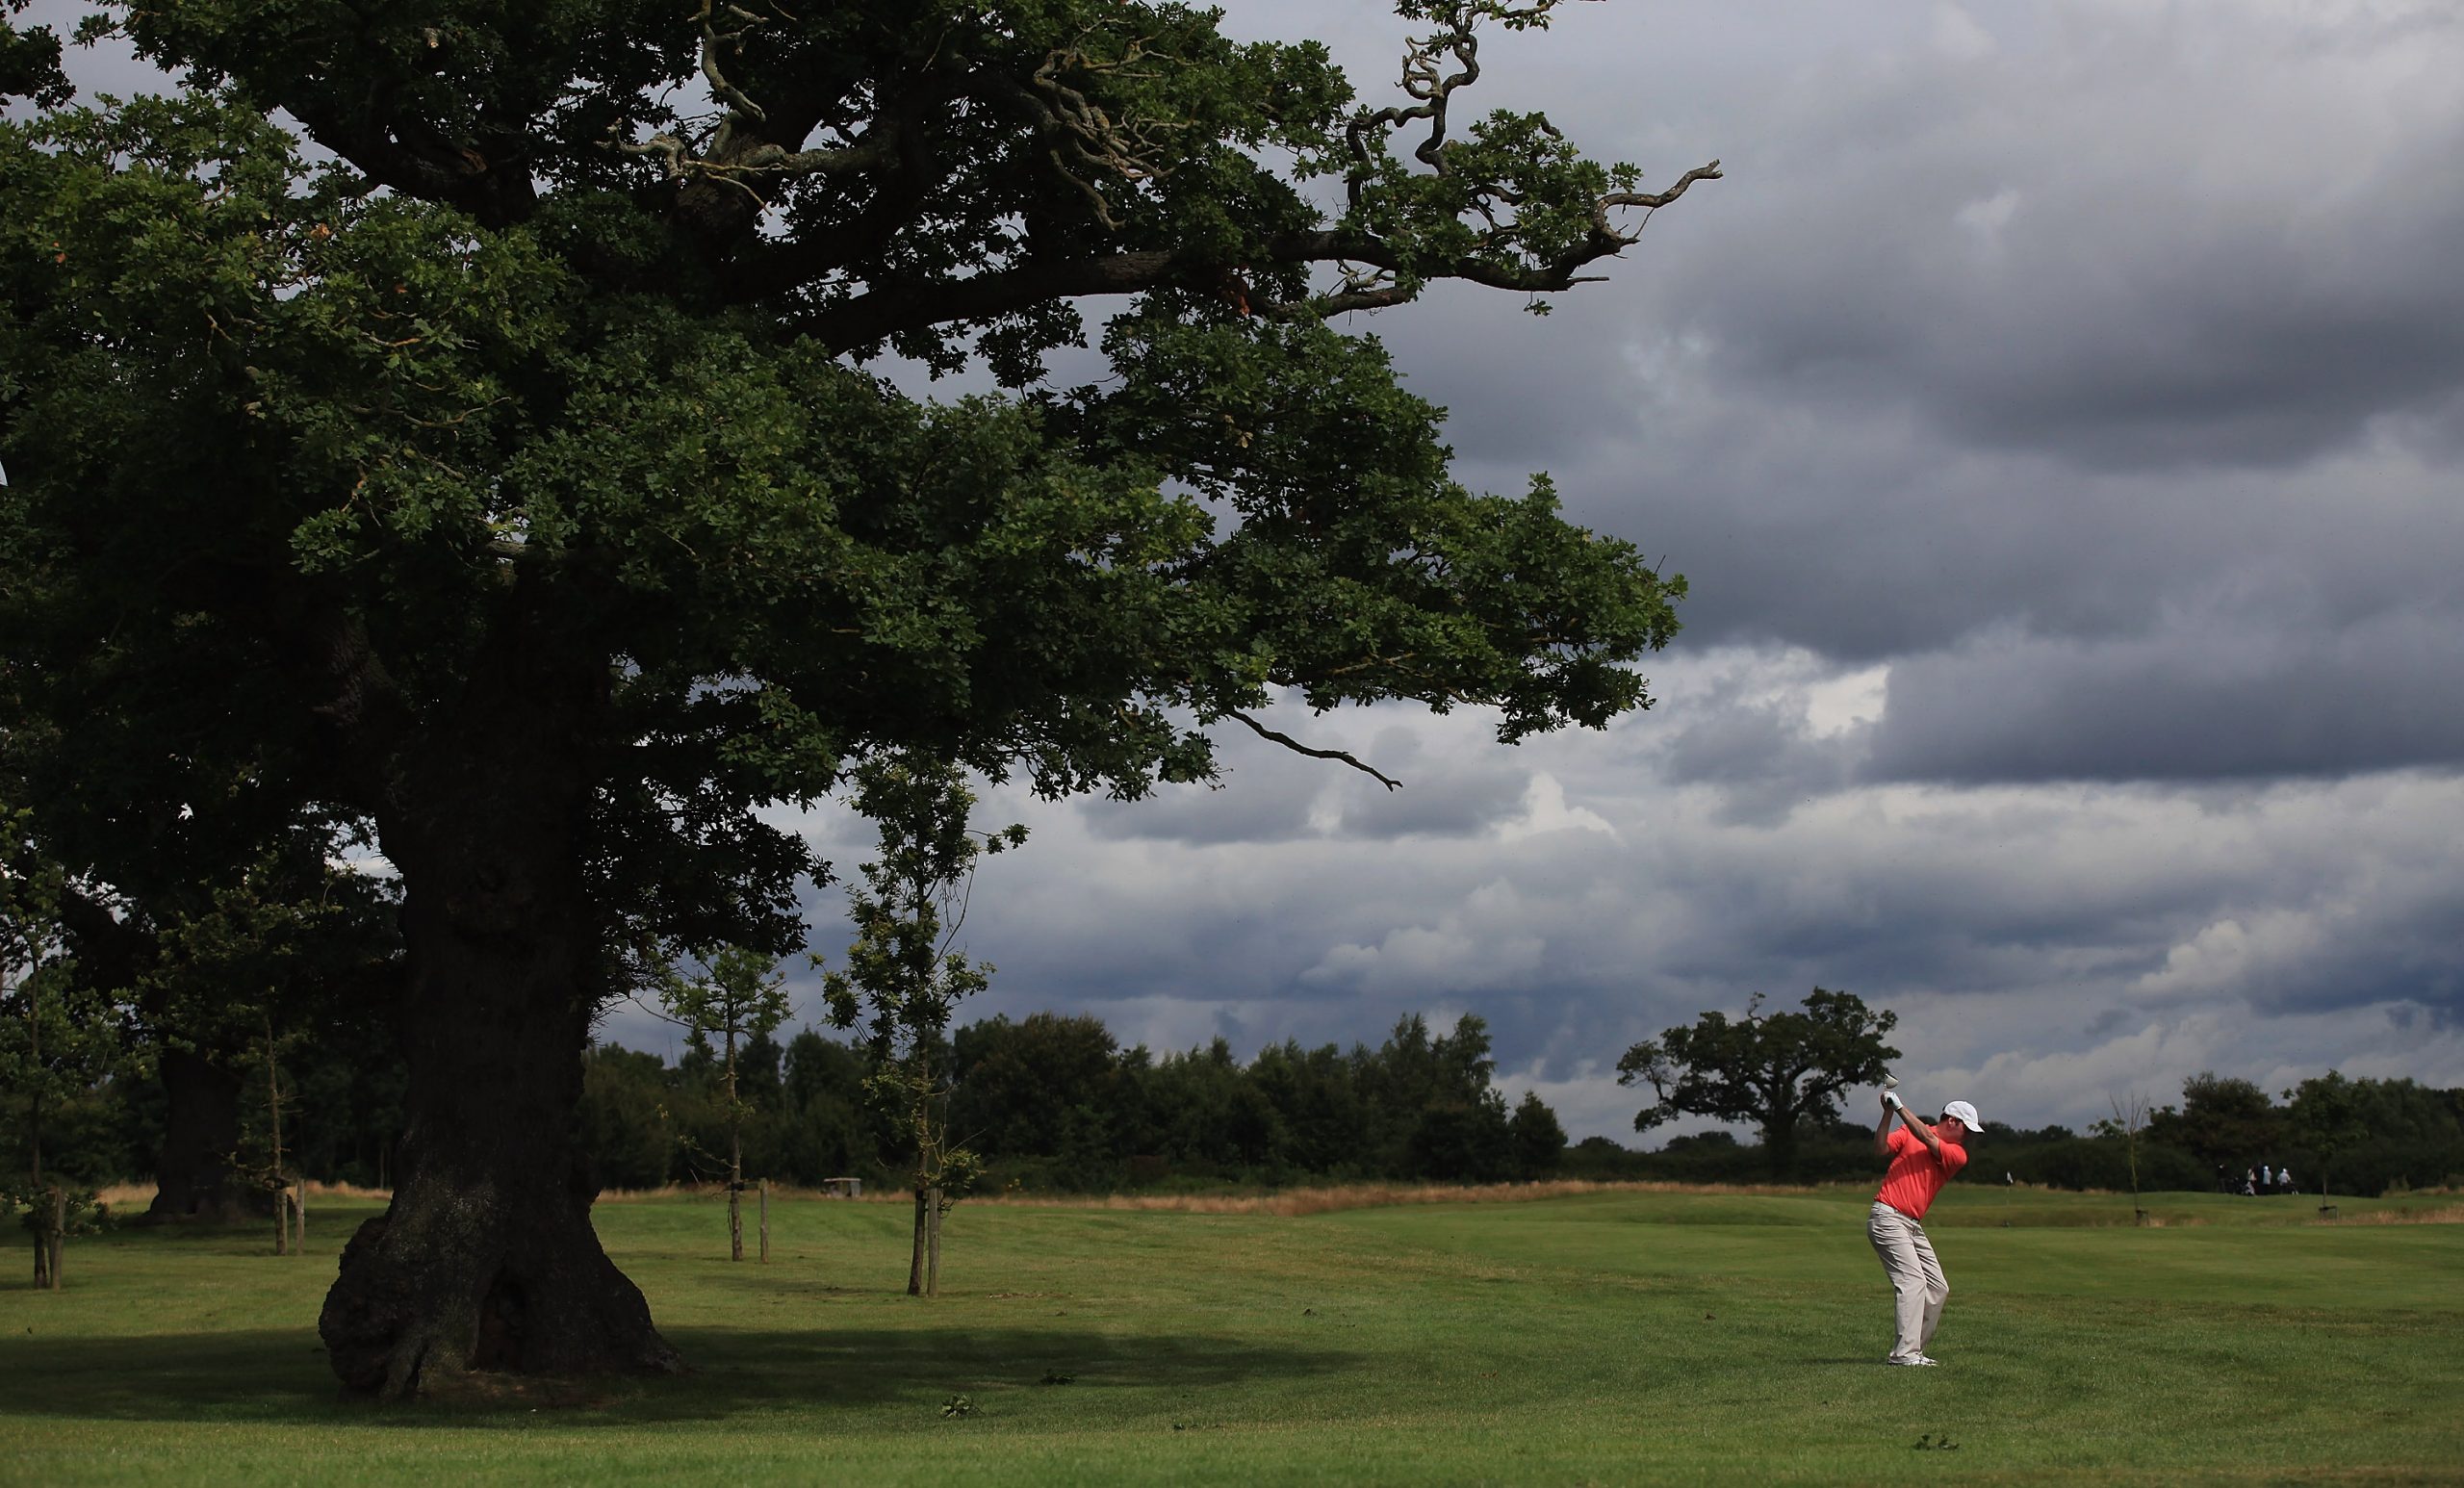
[1900,1111,1943,1158]
[1872,1109,1894,1157]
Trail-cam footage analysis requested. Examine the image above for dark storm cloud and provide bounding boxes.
[1579,2,2464,474]
[1866,607,2464,783]
[1346,2,2464,698]
[1673,114,2464,473]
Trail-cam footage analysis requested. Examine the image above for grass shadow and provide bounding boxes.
[0,1323,1357,1429]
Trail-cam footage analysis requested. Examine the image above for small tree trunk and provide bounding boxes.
[293,1182,308,1252]
[267,1013,291,1257]
[757,1179,769,1264]
[925,1186,942,1296]
[907,1188,928,1296]
[727,1027,743,1263]
[28,989,41,1190]
[32,1187,56,1290]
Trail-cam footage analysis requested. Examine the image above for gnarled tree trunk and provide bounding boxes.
[315,618,680,1398]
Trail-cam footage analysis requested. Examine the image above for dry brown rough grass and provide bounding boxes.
[93,1179,394,1211]
[2339,1202,2464,1224]
[961,1178,1833,1218]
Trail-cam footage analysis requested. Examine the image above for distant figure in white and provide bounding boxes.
[1868,1091,1981,1367]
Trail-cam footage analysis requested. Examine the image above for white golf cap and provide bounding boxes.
[1943,1099,1982,1129]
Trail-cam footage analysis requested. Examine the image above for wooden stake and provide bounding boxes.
[44,1189,64,1289]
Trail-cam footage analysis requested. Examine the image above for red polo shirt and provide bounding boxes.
[1875,1127,1967,1219]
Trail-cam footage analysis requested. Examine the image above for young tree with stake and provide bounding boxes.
[821,755,1019,1298]
[2092,1092,2155,1225]
[646,946,791,1262]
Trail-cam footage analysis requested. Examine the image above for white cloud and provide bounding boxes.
[1499,774,1619,841]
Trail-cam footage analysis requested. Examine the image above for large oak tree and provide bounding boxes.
[1,0,1712,1398]
[1619,989,1901,1174]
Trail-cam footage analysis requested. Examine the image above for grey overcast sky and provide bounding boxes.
[27,1,2464,1141]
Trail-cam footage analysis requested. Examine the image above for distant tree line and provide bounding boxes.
[578,1010,1570,1194]
[3,1001,1571,1199]
[1565,1068,2464,1196]
[13,939,2459,1203]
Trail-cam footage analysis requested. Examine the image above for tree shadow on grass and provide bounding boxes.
[0,1324,1356,1428]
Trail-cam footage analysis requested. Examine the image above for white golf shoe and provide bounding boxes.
[1885,1353,1938,1367]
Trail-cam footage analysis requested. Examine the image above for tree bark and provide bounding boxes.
[314,622,680,1398]
[146,1048,259,1223]
[32,1187,54,1290]
[908,1187,928,1296]
[727,1028,743,1263]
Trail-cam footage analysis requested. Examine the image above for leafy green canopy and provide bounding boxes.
[1,0,1700,965]
[0,1,71,111]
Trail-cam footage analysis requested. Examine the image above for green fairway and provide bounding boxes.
[3,1187,2459,1485]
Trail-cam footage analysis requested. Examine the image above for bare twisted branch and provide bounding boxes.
[1224,709,1401,791]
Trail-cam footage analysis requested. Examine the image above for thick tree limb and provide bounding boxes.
[1224,709,1400,791]
[795,192,1718,346]
[287,95,539,229]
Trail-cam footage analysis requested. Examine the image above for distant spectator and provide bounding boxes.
[2243,1168,2257,1195]
[2261,1163,2273,1188]
[2278,1166,2295,1193]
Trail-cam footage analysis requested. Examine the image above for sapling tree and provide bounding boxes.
[821,755,1021,1297]
[229,1010,311,1255]
[647,946,791,1261]
[2093,1092,2154,1223]
[4,0,1709,1393]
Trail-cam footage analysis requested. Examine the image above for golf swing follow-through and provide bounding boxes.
[1868,1073,1981,1367]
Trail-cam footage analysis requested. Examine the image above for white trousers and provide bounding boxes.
[1867,1200,1948,1360]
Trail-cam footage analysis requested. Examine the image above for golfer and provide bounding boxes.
[1868,1093,1981,1367]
